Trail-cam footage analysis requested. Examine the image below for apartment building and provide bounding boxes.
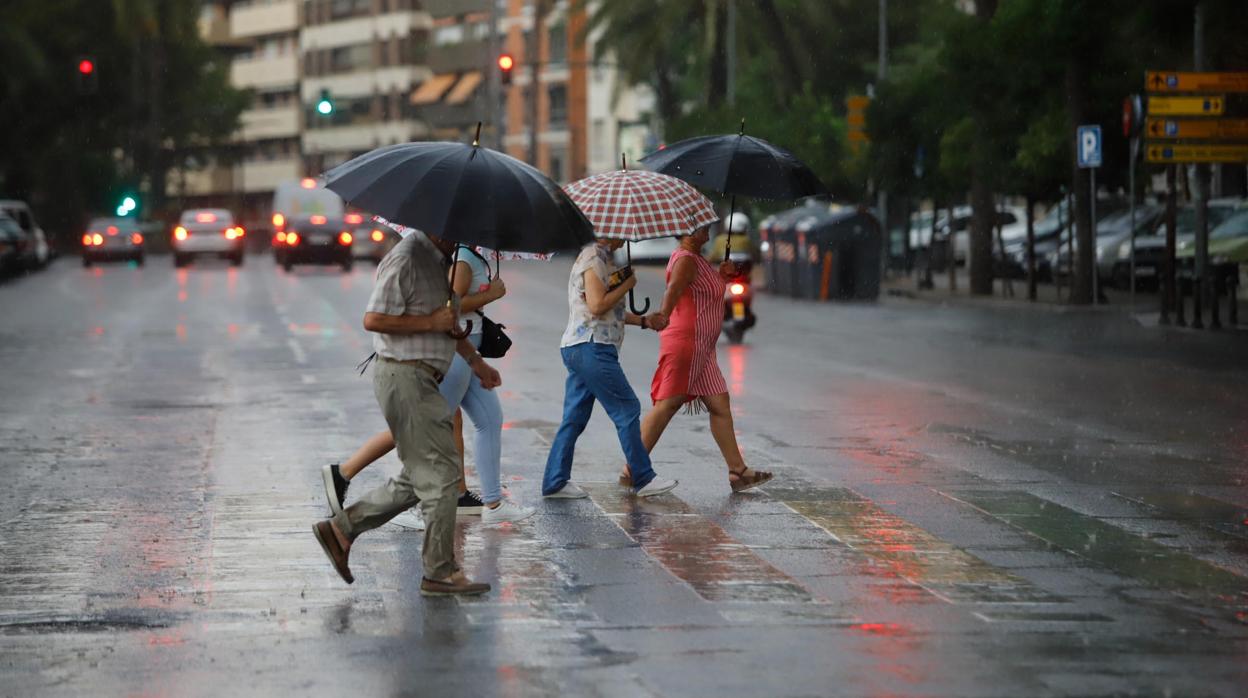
[182,0,654,224]
[301,0,432,172]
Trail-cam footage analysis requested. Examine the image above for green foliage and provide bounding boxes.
[0,0,246,242]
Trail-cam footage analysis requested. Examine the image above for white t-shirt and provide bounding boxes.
[560,244,626,349]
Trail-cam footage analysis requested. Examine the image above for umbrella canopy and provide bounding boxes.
[563,169,720,241]
[374,215,554,261]
[322,139,593,254]
[639,132,828,201]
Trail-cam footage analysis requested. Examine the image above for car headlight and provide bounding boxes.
[1118,241,1132,258]
[1212,255,1229,265]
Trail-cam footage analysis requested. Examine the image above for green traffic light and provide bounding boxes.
[317,100,333,115]
[116,195,138,217]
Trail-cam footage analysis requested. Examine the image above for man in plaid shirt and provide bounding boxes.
[312,230,501,596]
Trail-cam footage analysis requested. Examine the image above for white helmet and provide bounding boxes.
[726,212,751,234]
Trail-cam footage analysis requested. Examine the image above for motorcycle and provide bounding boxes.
[722,251,756,344]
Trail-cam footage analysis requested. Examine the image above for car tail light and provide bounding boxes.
[131,233,143,244]
[286,232,300,245]
[82,234,92,246]
[730,283,746,296]
[106,225,118,235]
[277,231,288,243]
[174,226,188,241]
[371,229,384,242]
[272,213,285,230]
[235,226,245,237]
[92,233,103,245]
[345,213,363,225]
[300,178,316,189]
[310,215,327,225]
[195,212,217,223]
[339,231,353,245]
[225,227,240,240]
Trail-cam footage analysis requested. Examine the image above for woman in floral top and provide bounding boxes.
[541,238,679,499]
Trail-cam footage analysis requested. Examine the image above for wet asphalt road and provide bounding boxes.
[1,253,1246,697]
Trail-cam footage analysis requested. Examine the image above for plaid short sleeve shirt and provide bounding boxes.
[365,232,457,373]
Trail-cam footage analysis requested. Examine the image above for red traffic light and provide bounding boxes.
[497,54,514,71]
[78,59,95,75]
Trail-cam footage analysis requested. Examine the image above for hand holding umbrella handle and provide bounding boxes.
[447,319,473,340]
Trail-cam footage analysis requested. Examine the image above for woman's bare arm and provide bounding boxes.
[583,268,636,316]
[656,255,696,318]
[448,260,504,313]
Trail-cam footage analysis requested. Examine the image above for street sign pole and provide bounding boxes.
[1129,137,1137,309]
[1077,125,1103,305]
[1090,168,1098,305]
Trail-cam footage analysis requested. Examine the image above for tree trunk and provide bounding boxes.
[705,0,727,108]
[1065,52,1093,305]
[527,0,550,166]
[753,0,805,97]
[1025,194,1036,301]
[967,0,998,296]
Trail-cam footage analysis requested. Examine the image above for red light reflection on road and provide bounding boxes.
[726,345,747,397]
[176,324,187,342]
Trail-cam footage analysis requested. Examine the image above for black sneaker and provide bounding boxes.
[321,464,350,516]
[456,491,485,516]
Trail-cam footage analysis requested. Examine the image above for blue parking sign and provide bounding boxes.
[1077,125,1102,169]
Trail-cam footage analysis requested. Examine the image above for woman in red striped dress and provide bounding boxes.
[622,224,773,492]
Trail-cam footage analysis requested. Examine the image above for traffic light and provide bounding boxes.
[497,54,514,86]
[115,195,137,217]
[316,89,334,116]
[76,56,98,95]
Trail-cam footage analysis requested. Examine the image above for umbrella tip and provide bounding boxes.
[621,153,627,170]
[473,121,482,147]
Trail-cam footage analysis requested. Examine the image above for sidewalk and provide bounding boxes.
[880,267,1247,329]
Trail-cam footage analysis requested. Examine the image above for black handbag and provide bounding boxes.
[475,311,512,358]
[461,246,512,358]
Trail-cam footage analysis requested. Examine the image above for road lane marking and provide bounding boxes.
[767,483,1062,605]
[1112,490,1248,540]
[286,338,307,365]
[581,483,810,603]
[948,490,1248,598]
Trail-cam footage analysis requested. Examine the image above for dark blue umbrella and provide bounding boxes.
[640,120,828,256]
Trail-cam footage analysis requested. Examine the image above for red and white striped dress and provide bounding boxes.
[651,248,728,409]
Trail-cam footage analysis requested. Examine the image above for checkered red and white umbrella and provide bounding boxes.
[563,169,720,241]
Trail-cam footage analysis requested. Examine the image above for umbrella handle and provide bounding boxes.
[629,289,650,315]
[447,319,473,340]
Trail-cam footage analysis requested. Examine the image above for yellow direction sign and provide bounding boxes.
[1145,144,1248,164]
[1147,71,1248,93]
[1145,117,1248,140]
[1148,95,1224,116]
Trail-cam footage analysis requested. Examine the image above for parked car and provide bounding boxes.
[1177,208,1248,265]
[172,208,245,267]
[1046,205,1164,287]
[1121,200,1241,288]
[0,199,51,269]
[80,217,145,266]
[279,214,353,272]
[0,212,25,275]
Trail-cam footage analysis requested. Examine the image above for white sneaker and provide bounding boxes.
[389,508,425,530]
[543,482,589,499]
[636,478,678,498]
[481,499,536,525]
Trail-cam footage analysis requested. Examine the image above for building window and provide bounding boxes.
[330,0,371,20]
[547,22,567,66]
[548,85,567,128]
[328,43,372,73]
[433,24,464,46]
[549,147,566,183]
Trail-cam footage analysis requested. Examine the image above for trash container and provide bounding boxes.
[806,208,882,301]
[795,210,836,299]
[760,207,810,297]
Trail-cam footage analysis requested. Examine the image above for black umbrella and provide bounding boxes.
[640,119,828,257]
[323,124,594,337]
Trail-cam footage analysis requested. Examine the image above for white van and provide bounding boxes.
[270,178,345,263]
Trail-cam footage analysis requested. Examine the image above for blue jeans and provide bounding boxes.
[542,342,656,495]
[439,335,504,504]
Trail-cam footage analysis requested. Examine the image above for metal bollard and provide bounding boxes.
[1230,270,1240,326]
[1210,274,1221,330]
[1193,278,1204,329]
[1176,278,1187,327]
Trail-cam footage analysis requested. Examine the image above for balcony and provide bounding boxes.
[303,121,427,154]
[173,165,236,197]
[231,55,299,90]
[423,0,489,16]
[241,158,302,193]
[230,1,299,39]
[240,107,301,141]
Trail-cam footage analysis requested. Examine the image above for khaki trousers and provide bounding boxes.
[332,358,459,580]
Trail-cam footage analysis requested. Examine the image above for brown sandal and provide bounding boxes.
[729,468,773,493]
